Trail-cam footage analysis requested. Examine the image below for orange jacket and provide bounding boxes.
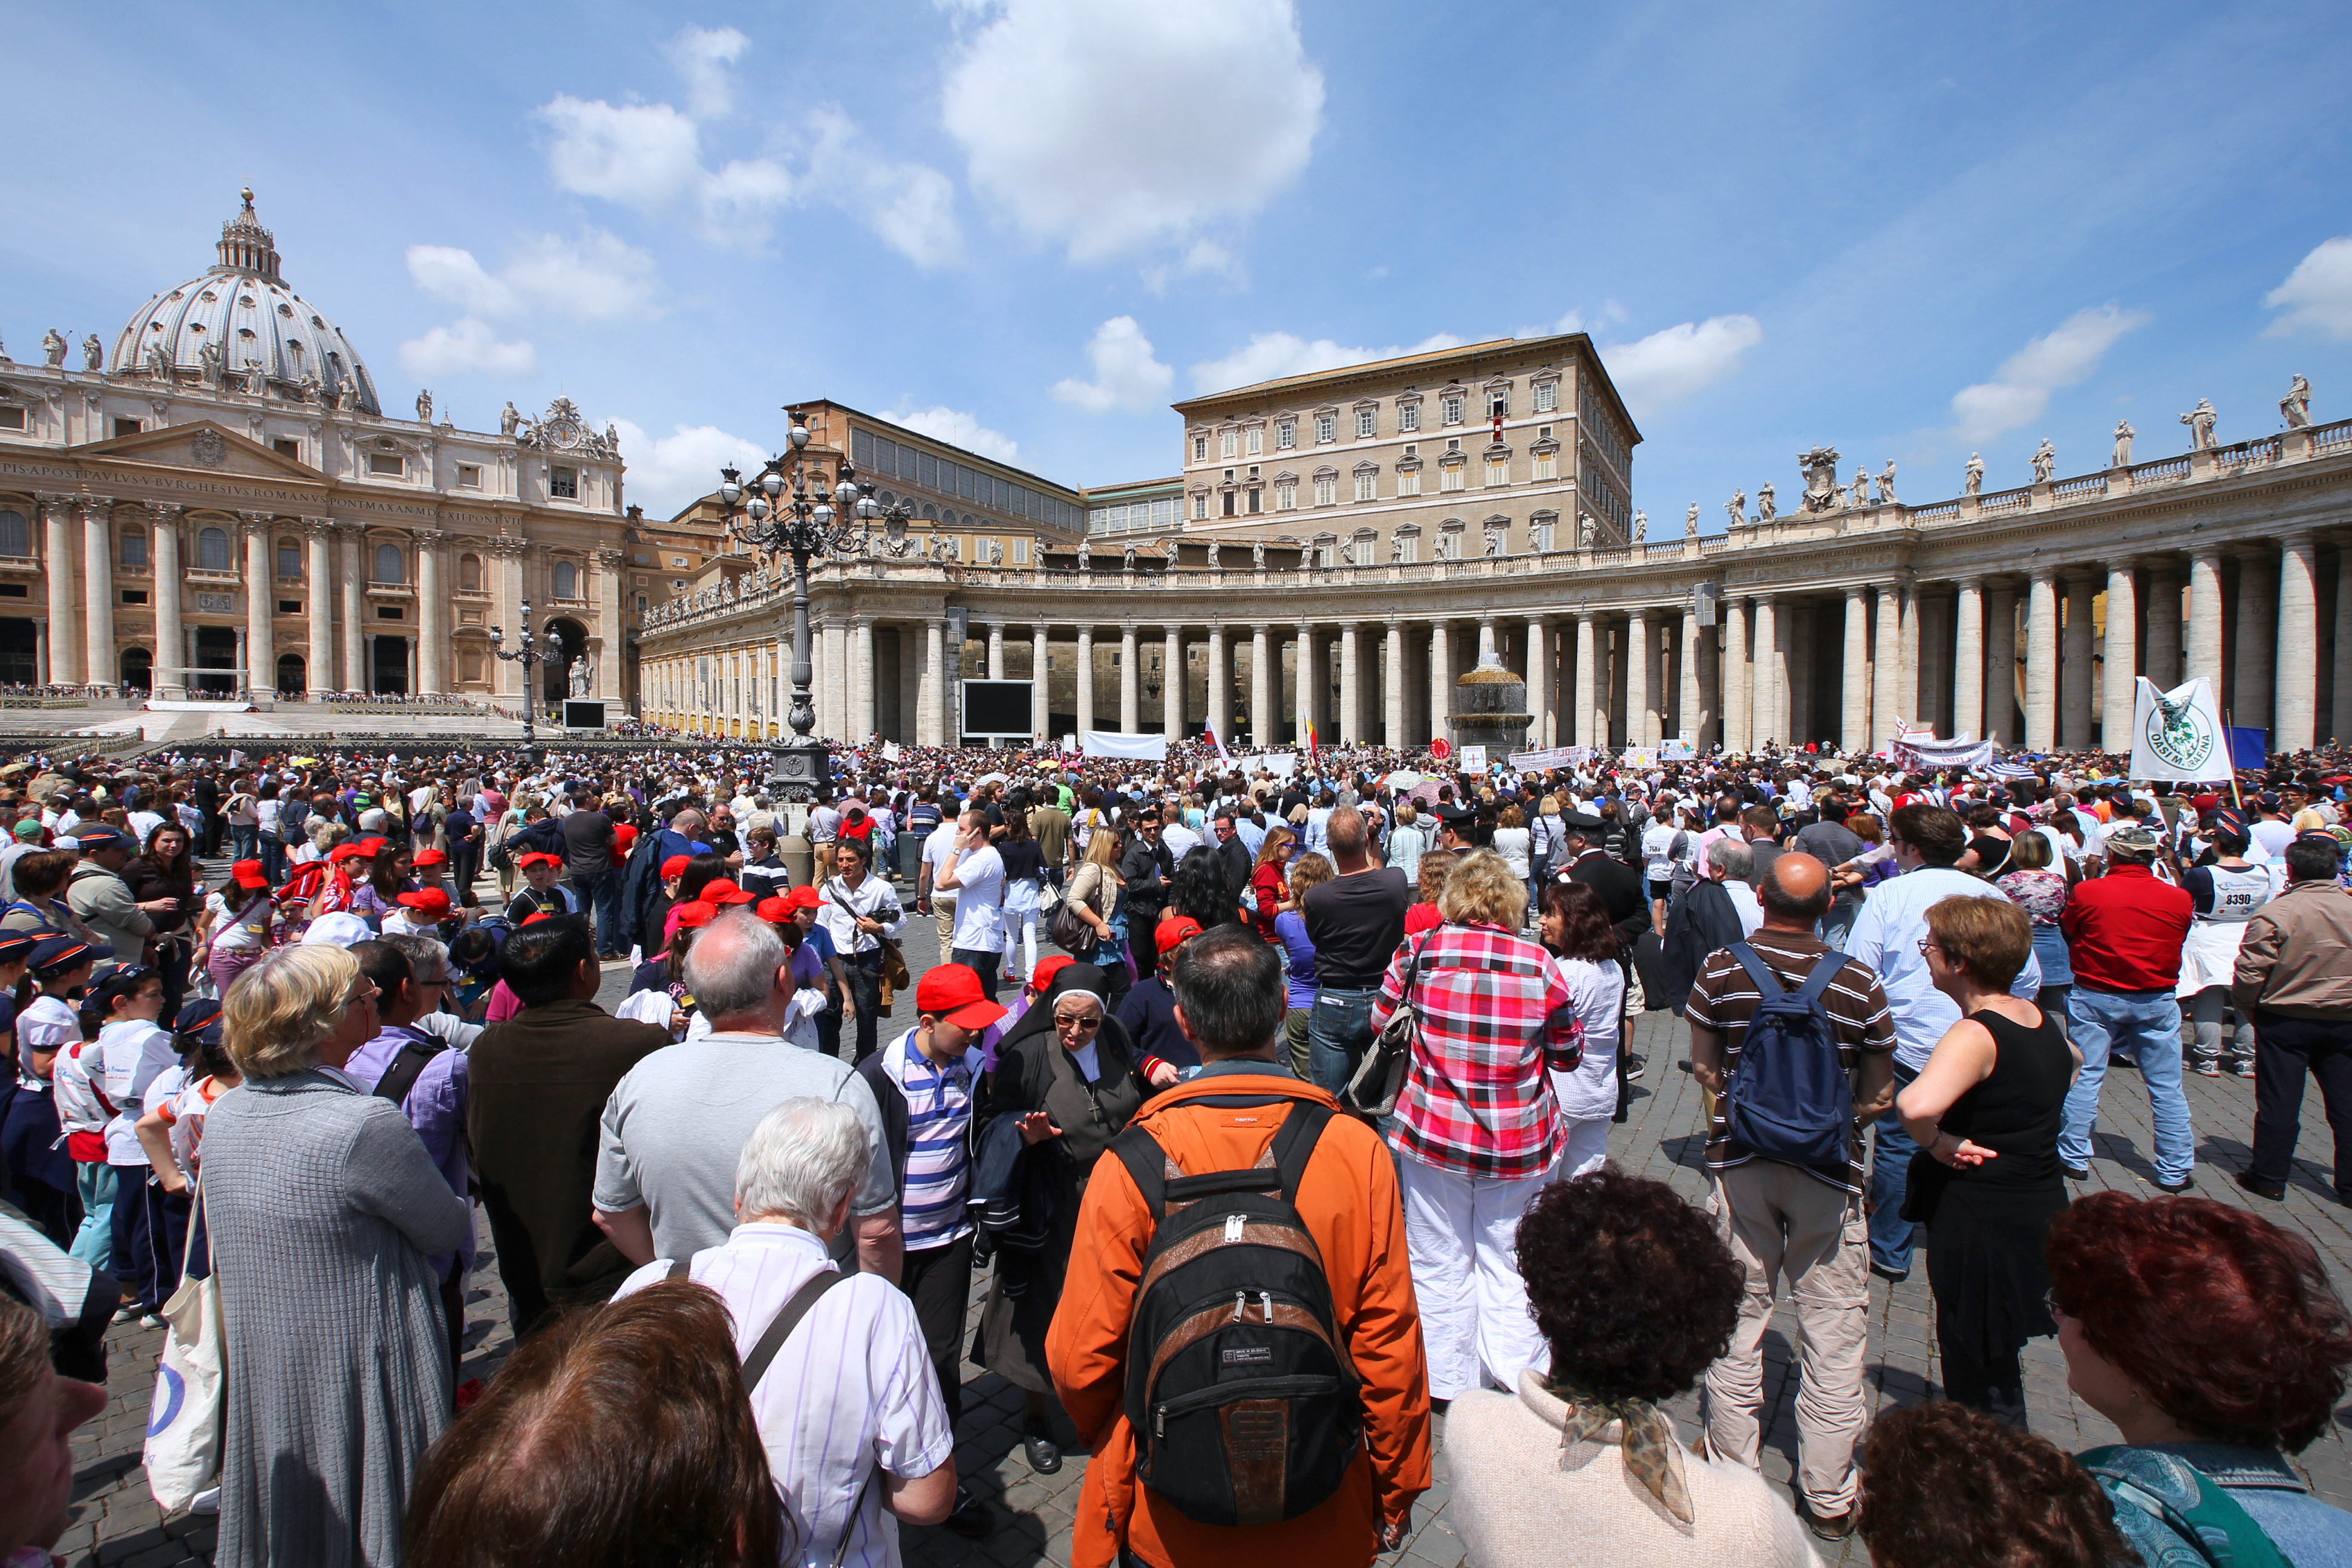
[1046,1073,1431,1568]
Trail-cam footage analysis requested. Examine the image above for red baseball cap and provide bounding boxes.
[327,843,369,863]
[516,851,563,870]
[521,912,554,926]
[612,823,639,850]
[916,964,1008,1030]
[671,900,718,930]
[785,885,824,911]
[230,858,270,890]
[1157,914,1203,956]
[1029,954,1075,994]
[702,878,757,906]
[357,837,390,857]
[755,895,795,924]
[411,847,448,867]
[661,854,693,879]
[397,888,452,918]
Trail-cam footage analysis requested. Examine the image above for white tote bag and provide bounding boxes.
[145,1181,226,1515]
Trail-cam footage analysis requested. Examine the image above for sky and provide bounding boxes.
[6,1,2351,525]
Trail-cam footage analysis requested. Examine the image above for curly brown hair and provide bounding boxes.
[1858,1401,2128,1568]
[1516,1168,1740,1405]
[2047,1191,2352,1451]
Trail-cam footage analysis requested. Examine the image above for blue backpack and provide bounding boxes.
[1723,943,1853,1169]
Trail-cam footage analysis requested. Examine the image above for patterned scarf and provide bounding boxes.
[1549,1381,1695,1524]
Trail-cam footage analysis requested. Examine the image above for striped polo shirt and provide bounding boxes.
[890,1030,976,1251]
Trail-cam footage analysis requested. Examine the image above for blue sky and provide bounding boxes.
[7,1,2350,523]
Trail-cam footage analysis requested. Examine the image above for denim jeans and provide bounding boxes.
[2062,987,2195,1184]
[1866,1061,1921,1275]
[1307,984,1380,1097]
[71,1162,116,1269]
[230,825,259,863]
[952,947,1002,1002]
[843,950,884,1062]
[573,868,622,953]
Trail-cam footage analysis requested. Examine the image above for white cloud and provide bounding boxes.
[610,417,771,520]
[884,405,1019,462]
[1052,316,1173,412]
[535,93,792,239]
[397,319,538,377]
[800,109,962,266]
[1947,303,2148,442]
[1188,331,1465,394]
[406,230,660,322]
[1599,315,1764,416]
[1143,238,1243,294]
[668,25,748,119]
[941,0,1325,263]
[2264,236,2352,341]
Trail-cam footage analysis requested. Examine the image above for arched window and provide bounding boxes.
[0,512,25,558]
[373,543,403,584]
[553,560,578,599]
[459,553,482,592]
[198,527,231,571]
[120,528,148,569]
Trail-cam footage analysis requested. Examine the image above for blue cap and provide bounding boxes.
[173,998,224,1040]
[29,934,99,975]
[0,929,40,965]
[73,827,136,852]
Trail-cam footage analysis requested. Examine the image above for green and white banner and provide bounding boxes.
[2129,676,2229,782]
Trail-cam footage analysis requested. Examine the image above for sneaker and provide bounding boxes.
[1624,1054,1647,1080]
[137,1313,166,1331]
[2235,1169,2287,1202]
[2194,1062,2221,1078]
[111,1305,140,1325]
[2233,1059,2258,1079]
[1869,1262,1908,1284]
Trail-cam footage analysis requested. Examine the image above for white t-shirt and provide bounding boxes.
[1641,821,1684,882]
[949,844,1005,953]
[1162,822,1204,860]
[921,823,961,904]
[207,890,275,952]
[96,1018,178,1166]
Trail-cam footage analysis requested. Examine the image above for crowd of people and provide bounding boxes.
[2,730,2352,1567]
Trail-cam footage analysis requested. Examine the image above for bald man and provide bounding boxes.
[1683,851,1898,1538]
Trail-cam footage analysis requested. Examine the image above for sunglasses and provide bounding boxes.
[1054,1013,1103,1031]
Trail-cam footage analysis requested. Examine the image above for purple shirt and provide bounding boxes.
[343,1024,473,1279]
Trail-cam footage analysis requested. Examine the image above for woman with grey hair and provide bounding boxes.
[201,942,471,1568]
[616,1097,956,1562]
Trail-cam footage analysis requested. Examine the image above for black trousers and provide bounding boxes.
[1939,1325,2026,1425]
[844,951,884,1063]
[901,1233,974,1431]
[2250,1010,2352,1195]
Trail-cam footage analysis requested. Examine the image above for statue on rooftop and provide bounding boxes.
[2112,421,2135,467]
[2282,375,2312,430]
[41,330,65,367]
[416,389,433,423]
[1757,480,1776,520]
[1875,462,1897,506]
[81,335,102,372]
[501,400,520,439]
[2180,400,2216,451]
[1721,494,1740,530]
[1964,452,1984,494]
[2031,438,2057,482]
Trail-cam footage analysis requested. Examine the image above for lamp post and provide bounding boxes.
[489,601,566,766]
[717,410,913,800]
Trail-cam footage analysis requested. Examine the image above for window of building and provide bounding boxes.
[277,599,301,615]
[549,465,578,498]
[273,437,299,459]
[1315,413,1336,444]
[1192,492,1209,521]
[1247,488,1261,514]
[1222,491,1237,517]
[1398,469,1422,497]
[1313,473,1338,506]
[1532,514,1558,551]
[456,463,482,488]
[1013,537,1030,564]
[1276,419,1296,450]
[1441,394,1464,425]
[112,419,142,439]
[373,543,404,583]
[1193,435,1208,462]
[367,452,403,477]
[120,589,148,606]
[1275,480,1297,511]
[1244,426,1263,456]
[1219,431,1236,460]
[1533,381,1558,413]
[1440,465,1466,494]
[1489,391,1509,420]
[1486,459,1509,487]
[120,529,147,569]
[0,511,26,557]
[635,594,648,616]
[276,540,300,578]
[1447,437,1462,452]
[1395,531,1418,564]
[0,408,25,431]
[1314,538,1336,569]
[459,554,482,592]
[198,527,231,571]
[554,561,580,599]
[1534,452,1559,481]
[1356,408,1376,439]
[1399,402,1420,433]
[0,584,24,598]
[378,605,403,620]
[1354,469,1377,502]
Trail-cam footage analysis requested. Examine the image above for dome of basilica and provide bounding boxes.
[109,189,381,416]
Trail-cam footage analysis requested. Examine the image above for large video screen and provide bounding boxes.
[960,680,1034,737]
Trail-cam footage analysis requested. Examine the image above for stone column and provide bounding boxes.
[2024,570,2060,752]
[2277,535,2318,753]
[1952,579,1983,744]
[827,618,853,739]
[405,635,416,697]
[1841,585,1870,752]
[1338,624,1361,746]
[1872,586,1902,748]
[2335,554,2352,745]
[1985,585,2019,744]
[2060,577,2096,749]
[1028,626,1048,741]
[1251,625,1273,749]
[1120,624,1141,733]
[340,525,367,698]
[1526,618,1550,748]
[1477,618,1498,668]
[2234,553,2276,737]
[1164,626,1185,743]
[38,498,79,686]
[1206,626,1229,747]
[1076,627,1096,737]
[82,500,116,690]
[1572,616,1598,749]
[1293,626,1316,746]
[152,507,186,698]
[2145,566,2181,687]
[1371,619,1397,746]
[860,620,881,742]
[985,621,1006,681]
[1751,596,1779,748]
[241,515,275,701]
[921,618,946,745]
[1677,608,1702,748]
[415,529,445,695]
[1785,603,1810,743]
[2103,565,2139,751]
[1429,622,1454,743]
[1901,586,1924,733]
[2187,550,2226,700]
[592,549,624,702]
[301,520,332,698]
[1622,609,1651,747]
[1723,598,1750,752]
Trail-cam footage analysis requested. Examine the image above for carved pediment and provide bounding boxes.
[76,419,320,479]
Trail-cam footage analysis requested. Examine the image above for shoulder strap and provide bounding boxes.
[1111,1091,1334,1219]
[739,1267,855,1389]
[1726,942,1786,999]
[1111,1122,1171,1220]
[2079,1447,2290,1568]
[1266,1099,1333,1206]
[371,1037,446,1106]
[1792,951,1847,1009]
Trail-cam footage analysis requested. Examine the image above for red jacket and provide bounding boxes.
[2059,863,2192,992]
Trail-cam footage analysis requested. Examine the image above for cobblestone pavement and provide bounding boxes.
[62,890,2352,1566]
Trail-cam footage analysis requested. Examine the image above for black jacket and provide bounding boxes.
[1566,849,1652,952]
[1661,880,1748,1011]
[1119,839,1174,915]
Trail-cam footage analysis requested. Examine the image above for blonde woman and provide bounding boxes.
[1065,828,1130,1010]
[200,944,469,1568]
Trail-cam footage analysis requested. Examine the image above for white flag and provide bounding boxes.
[2129,676,2228,782]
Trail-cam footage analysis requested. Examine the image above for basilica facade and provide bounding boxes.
[0,192,634,707]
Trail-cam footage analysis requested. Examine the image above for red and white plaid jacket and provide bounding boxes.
[1371,920,1581,1180]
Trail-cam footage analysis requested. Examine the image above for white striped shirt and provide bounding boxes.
[618,1224,952,1568]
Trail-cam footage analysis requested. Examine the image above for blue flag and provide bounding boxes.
[2229,727,2270,768]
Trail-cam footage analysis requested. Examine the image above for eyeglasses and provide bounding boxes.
[2042,1287,2071,1321]
[1054,1013,1103,1032]
[1916,938,1941,959]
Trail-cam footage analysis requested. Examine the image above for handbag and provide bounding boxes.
[1342,933,1430,1118]
[144,1177,224,1516]
[1049,864,1100,955]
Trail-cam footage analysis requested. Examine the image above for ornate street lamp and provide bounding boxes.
[489,601,566,766]
[717,410,913,799]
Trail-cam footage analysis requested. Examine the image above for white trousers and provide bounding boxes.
[1397,1151,1559,1400]
[1557,1116,1610,1180]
